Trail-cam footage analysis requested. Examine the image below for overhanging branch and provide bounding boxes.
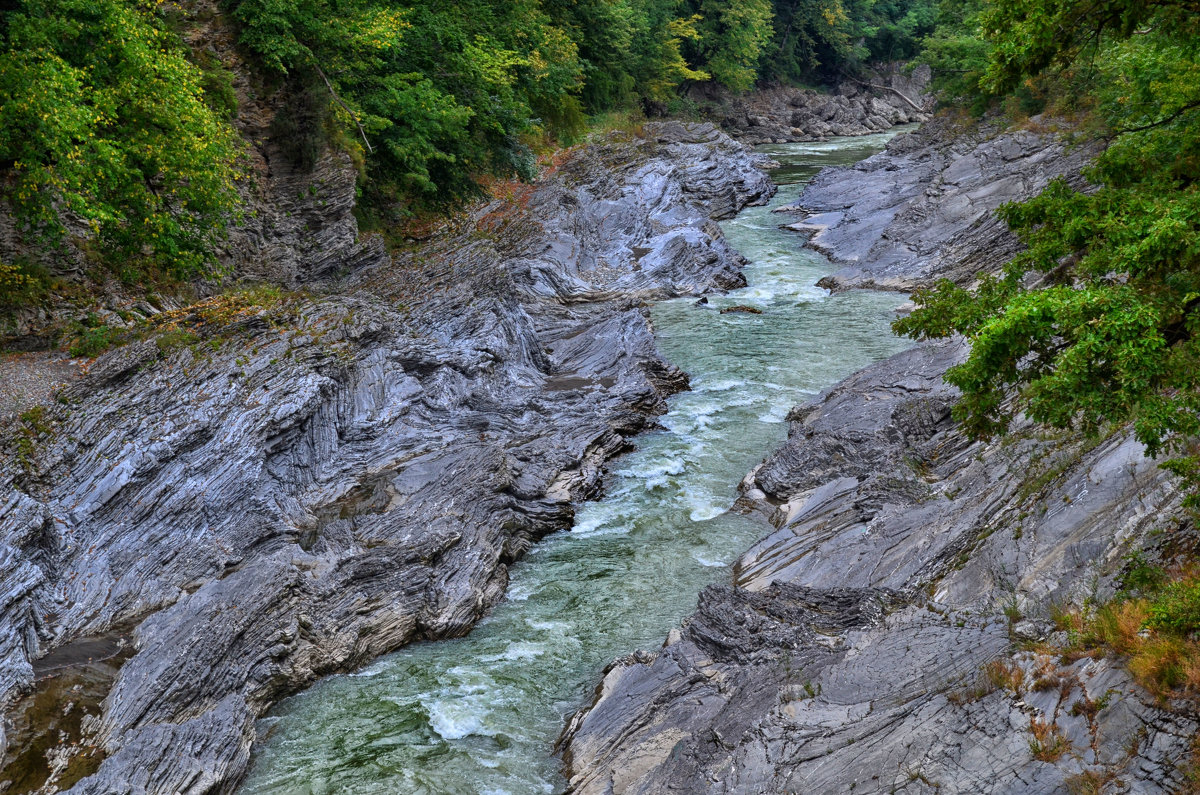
[312,63,374,154]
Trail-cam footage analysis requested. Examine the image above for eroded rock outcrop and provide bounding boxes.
[713,64,934,146]
[0,122,773,792]
[779,116,1101,292]
[559,120,1198,793]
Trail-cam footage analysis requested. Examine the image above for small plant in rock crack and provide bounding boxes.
[1028,717,1071,762]
[1065,769,1116,795]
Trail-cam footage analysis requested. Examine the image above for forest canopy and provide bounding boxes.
[0,0,930,280]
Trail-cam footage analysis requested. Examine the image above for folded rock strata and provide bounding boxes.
[559,121,1198,794]
[777,116,1102,292]
[0,121,773,793]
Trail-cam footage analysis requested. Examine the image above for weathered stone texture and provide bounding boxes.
[0,122,773,792]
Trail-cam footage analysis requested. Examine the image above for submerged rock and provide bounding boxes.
[719,305,763,315]
[0,122,773,792]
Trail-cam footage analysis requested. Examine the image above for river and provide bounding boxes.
[239,128,915,795]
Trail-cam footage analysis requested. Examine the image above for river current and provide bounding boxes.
[240,129,915,794]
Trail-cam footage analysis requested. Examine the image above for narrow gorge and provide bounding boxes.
[560,120,1200,793]
[2,56,1198,795]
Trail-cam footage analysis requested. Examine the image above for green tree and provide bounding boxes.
[234,0,585,210]
[897,0,1200,501]
[914,0,990,103]
[688,0,774,92]
[543,0,709,110]
[0,0,244,279]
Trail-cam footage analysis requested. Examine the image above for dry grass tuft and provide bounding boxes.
[1028,717,1072,762]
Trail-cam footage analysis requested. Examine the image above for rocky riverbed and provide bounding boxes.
[0,122,773,792]
[778,115,1101,292]
[558,122,1199,793]
[710,65,935,146]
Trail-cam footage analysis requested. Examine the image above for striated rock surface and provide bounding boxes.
[561,338,1197,795]
[777,116,1100,292]
[559,119,1198,793]
[712,64,934,146]
[0,121,773,792]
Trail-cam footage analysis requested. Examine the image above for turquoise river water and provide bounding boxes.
[239,129,915,794]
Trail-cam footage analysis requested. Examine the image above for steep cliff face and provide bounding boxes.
[558,122,1198,794]
[0,122,773,792]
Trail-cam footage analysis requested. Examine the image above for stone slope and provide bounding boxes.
[778,116,1101,292]
[558,120,1198,794]
[0,122,773,793]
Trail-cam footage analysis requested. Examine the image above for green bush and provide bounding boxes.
[68,324,121,358]
[0,260,50,308]
[1147,579,1200,636]
[0,0,244,278]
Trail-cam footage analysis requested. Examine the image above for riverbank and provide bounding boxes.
[559,119,1199,793]
[0,122,772,792]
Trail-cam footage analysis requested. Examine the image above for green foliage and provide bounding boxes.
[194,51,239,120]
[0,0,245,278]
[0,260,50,308]
[0,0,932,275]
[914,0,991,107]
[759,0,938,86]
[758,0,843,85]
[897,0,1200,504]
[544,0,709,109]
[67,323,121,358]
[689,0,773,92]
[234,0,585,208]
[1122,551,1168,596]
[975,0,1197,97]
[1147,578,1200,636]
[860,0,938,62]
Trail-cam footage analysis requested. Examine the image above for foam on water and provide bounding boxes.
[239,130,917,795]
[427,702,488,741]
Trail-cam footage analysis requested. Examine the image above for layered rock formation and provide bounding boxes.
[779,116,1101,292]
[559,122,1199,793]
[713,65,934,146]
[0,122,773,792]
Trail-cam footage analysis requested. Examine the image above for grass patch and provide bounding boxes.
[1064,769,1115,795]
[60,285,299,362]
[947,658,1024,705]
[1028,716,1072,762]
[12,405,56,472]
[67,323,123,358]
[1056,570,1200,701]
